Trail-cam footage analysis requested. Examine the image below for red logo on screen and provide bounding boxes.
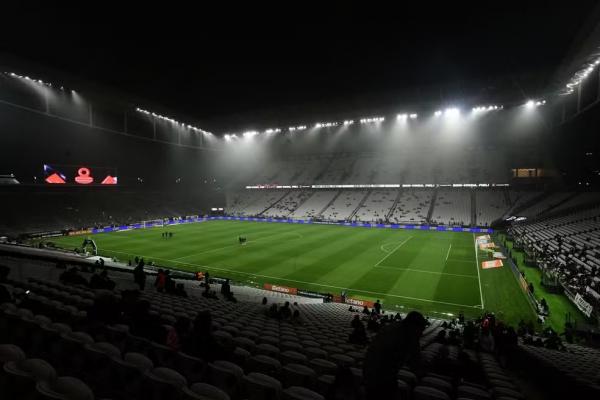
[45,173,66,184]
[75,167,94,184]
[101,175,117,185]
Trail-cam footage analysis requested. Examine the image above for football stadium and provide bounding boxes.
[1,4,600,400]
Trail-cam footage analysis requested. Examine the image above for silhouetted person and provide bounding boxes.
[133,262,146,290]
[363,311,427,400]
[185,311,231,362]
[374,299,382,314]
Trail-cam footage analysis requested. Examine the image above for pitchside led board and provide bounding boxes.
[44,164,118,186]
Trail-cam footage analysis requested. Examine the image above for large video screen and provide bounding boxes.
[44,164,118,185]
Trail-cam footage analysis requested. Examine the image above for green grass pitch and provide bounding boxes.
[50,220,537,324]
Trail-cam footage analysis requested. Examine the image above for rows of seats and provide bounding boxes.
[476,190,510,226]
[389,190,432,224]
[1,265,532,400]
[288,191,338,219]
[516,192,574,218]
[320,191,365,221]
[263,191,314,218]
[509,205,600,310]
[354,190,397,223]
[431,190,472,226]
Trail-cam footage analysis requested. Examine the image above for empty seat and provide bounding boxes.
[304,347,327,360]
[256,343,280,358]
[413,385,451,400]
[182,382,231,400]
[209,360,244,397]
[36,376,94,400]
[281,350,308,365]
[0,343,26,363]
[282,363,317,388]
[421,376,452,395]
[329,354,355,367]
[233,336,257,353]
[243,372,283,400]
[457,385,491,400]
[282,386,324,400]
[248,354,282,377]
[308,359,337,375]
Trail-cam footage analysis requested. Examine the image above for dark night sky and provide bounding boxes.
[1,2,598,131]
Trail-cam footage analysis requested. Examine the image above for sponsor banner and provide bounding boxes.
[493,252,506,259]
[344,297,376,308]
[68,229,92,236]
[476,235,491,244]
[27,230,65,239]
[482,260,503,269]
[263,283,298,295]
[297,289,329,299]
[574,293,593,317]
[479,242,496,250]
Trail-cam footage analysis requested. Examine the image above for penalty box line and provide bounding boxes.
[99,247,478,309]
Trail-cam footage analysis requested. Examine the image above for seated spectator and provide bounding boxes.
[279,301,292,320]
[167,316,191,351]
[363,311,427,400]
[261,296,268,305]
[349,319,368,345]
[154,269,166,292]
[435,329,448,344]
[175,283,188,297]
[362,305,370,315]
[185,311,232,362]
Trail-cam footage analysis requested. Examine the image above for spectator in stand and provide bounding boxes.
[164,270,176,294]
[435,329,448,344]
[167,316,191,351]
[349,319,368,346]
[362,305,370,315]
[0,283,12,304]
[261,296,268,305]
[279,301,292,320]
[133,262,146,290]
[59,267,89,287]
[351,314,362,329]
[363,311,427,400]
[89,271,105,289]
[185,311,232,362]
[174,283,188,297]
[374,299,382,314]
[155,269,166,292]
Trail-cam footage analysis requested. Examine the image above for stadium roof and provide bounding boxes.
[1,2,599,133]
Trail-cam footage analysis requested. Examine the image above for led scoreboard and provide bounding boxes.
[44,164,118,186]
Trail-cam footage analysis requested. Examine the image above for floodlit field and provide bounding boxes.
[50,220,536,322]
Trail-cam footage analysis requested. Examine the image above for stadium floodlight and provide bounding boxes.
[434,110,442,117]
[444,107,460,117]
[343,120,354,125]
[525,100,535,109]
[243,131,258,138]
[134,107,212,135]
[396,114,407,121]
[409,113,418,119]
[360,117,385,124]
[224,134,231,141]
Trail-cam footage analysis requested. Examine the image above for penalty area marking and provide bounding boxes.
[98,246,477,309]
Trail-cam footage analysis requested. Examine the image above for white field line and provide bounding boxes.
[445,243,452,262]
[373,265,477,279]
[100,247,477,309]
[473,233,485,309]
[373,236,413,267]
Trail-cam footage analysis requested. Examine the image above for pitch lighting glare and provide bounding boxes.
[409,114,418,119]
[434,110,442,117]
[135,108,212,135]
[359,117,385,124]
[563,56,600,95]
[315,122,338,128]
[224,134,231,141]
[472,105,502,112]
[396,114,408,121]
[444,108,460,118]
[264,128,281,134]
[6,71,56,89]
[525,100,546,109]
[343,120,354,125]
[243,131,259,138]
[288,125,307,132]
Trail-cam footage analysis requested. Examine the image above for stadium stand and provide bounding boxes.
[508,205,600,312]
[516,192,575,218]
[0,250,537,400]
[320,191,365,221]
[389,190,433,224]
[288,191,338,220]
[476,189,511,227]
[431,190,472,226]
[354,190,398,223]
[262,191,314,218]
